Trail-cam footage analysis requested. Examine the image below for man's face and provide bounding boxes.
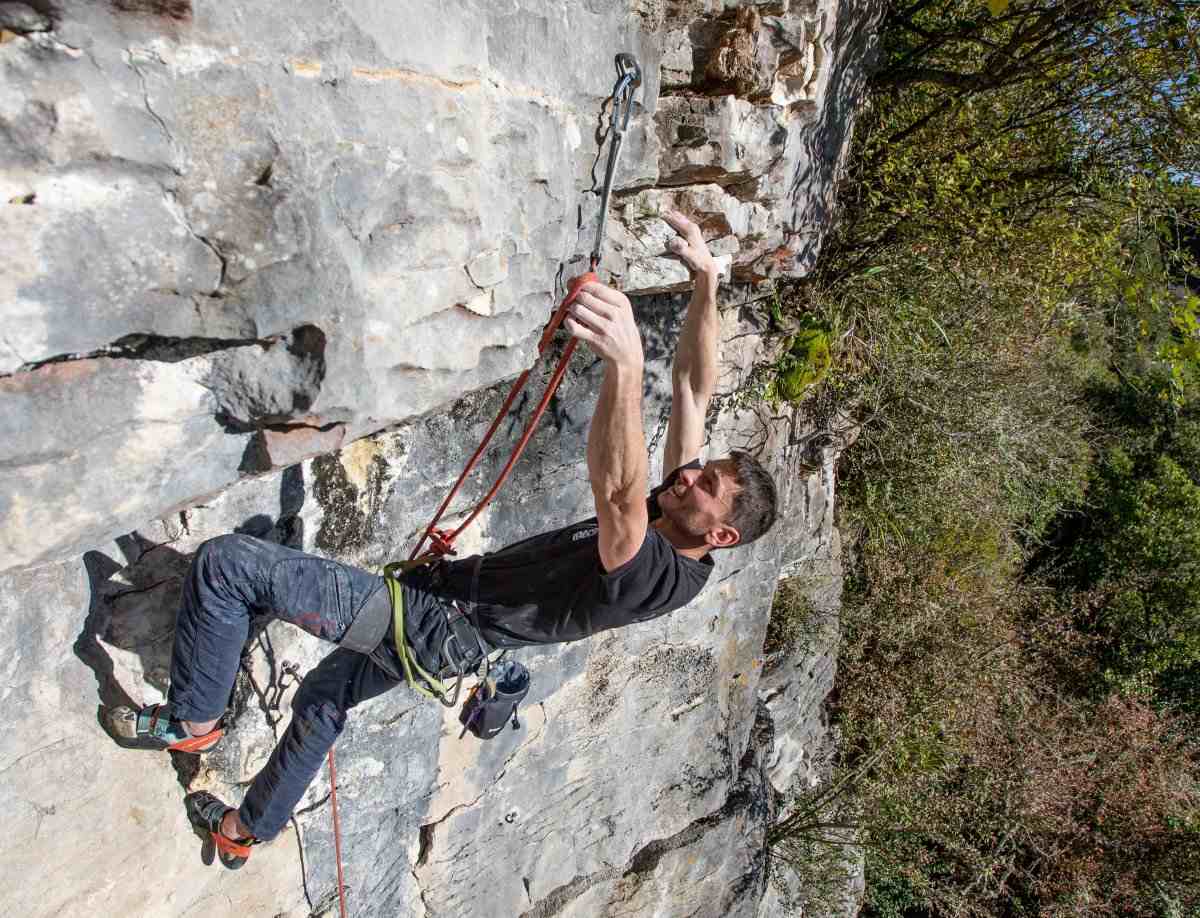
[658,459,742,547]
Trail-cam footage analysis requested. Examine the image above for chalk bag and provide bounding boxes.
[459,660,530,740]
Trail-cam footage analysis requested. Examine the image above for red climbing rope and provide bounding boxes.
[406,54,639,562]
[329,748,348,918]
[322,53,641,918]
[408,271,597,562]
[322,272,594,918]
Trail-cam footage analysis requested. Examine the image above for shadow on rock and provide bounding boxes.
[76,534,191,711]
[74,467,308,795]
[75,472,307,787]
[76,533,210,786]
[75,468,307,708]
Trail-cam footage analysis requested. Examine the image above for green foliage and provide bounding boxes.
[1044,383,1200,712]
[769,818,865,918]
[763,0,1200,913]
[818,540,1200,917]
[862,865,926,918]
[763,578,820,659]
[769,320,832,404]
[1162,295,1200,398]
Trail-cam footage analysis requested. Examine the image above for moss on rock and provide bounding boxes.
[771,321,831,403]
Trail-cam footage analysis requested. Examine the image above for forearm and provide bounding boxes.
[672,273,720,400]
[588,363,648,506]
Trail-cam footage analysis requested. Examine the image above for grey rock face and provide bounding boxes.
[0,2,51,34]
[0,297,851,918]
[0,0,874,573]
[0,0,882,915]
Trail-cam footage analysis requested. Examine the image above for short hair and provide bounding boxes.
[724,450,778,547]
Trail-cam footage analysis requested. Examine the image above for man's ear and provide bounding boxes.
[706,525,741,549]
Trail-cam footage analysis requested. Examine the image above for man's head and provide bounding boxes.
[657,450,778,551]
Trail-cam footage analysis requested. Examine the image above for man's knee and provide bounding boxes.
[191,535,241,584]
[190,534,280,599]
[291,681,348,736]
[194,533,258,566]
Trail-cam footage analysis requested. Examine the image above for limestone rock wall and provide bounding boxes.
[0,298,850,918]
[0,1,880,915]
[0,0,866,573]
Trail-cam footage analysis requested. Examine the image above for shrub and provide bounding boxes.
[763,577,822,664]
[764,0,1200,912]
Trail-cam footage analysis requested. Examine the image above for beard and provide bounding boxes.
[658,494,710,539]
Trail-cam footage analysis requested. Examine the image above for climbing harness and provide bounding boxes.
[384,561,532,724]
[380,566,463,704]
[326,53,642,917]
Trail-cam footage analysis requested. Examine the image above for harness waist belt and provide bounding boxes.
[339,581,392,655]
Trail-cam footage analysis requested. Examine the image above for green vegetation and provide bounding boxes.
[765,0,1200,914]
[763,578,818,660]
[763,576,838,673]
[770,319,834,404]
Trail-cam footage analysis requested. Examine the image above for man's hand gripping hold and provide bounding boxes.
[563,282,643,373]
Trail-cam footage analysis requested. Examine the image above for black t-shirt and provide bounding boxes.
[401,460,713,664]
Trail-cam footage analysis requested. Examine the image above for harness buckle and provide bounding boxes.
[435,601,488,707]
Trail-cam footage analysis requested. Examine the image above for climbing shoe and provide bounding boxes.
[185,791,257,870]
[106,702,224,753]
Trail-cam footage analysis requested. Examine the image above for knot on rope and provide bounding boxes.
[427,528,457,558]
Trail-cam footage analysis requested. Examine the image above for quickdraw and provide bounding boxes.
[408,51,642,565]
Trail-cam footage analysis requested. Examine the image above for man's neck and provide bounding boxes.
[652,517,711,561]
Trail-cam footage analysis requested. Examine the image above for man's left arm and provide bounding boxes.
[565,282,650,572]
[662,210,721,475]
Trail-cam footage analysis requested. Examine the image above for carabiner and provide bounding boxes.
[591,53,643,269]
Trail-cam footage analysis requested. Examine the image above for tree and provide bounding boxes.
[765,1,1200,913]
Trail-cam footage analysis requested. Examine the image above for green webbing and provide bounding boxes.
[383,563,449,702]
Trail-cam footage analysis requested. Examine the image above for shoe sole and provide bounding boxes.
[185,791,253,869]
[104,706,223,753]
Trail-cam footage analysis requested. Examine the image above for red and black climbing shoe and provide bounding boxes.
[185,791,257,870]
[106,702,224,753]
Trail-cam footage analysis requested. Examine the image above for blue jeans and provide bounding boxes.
[167,534,402,840]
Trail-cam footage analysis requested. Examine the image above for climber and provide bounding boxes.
[109,209,779,868]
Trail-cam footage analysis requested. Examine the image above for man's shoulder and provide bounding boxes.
[638,526,715,585]
[608,529,712,625]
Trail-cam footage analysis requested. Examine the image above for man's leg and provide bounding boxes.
[233,646,399,841]
[165,534,263,732]
[162,533,400,843]
[166,532,382,729]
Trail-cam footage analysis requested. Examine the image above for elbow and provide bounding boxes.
[673,372,715,409]
[591,455,649,510]
[592,473,647,511]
